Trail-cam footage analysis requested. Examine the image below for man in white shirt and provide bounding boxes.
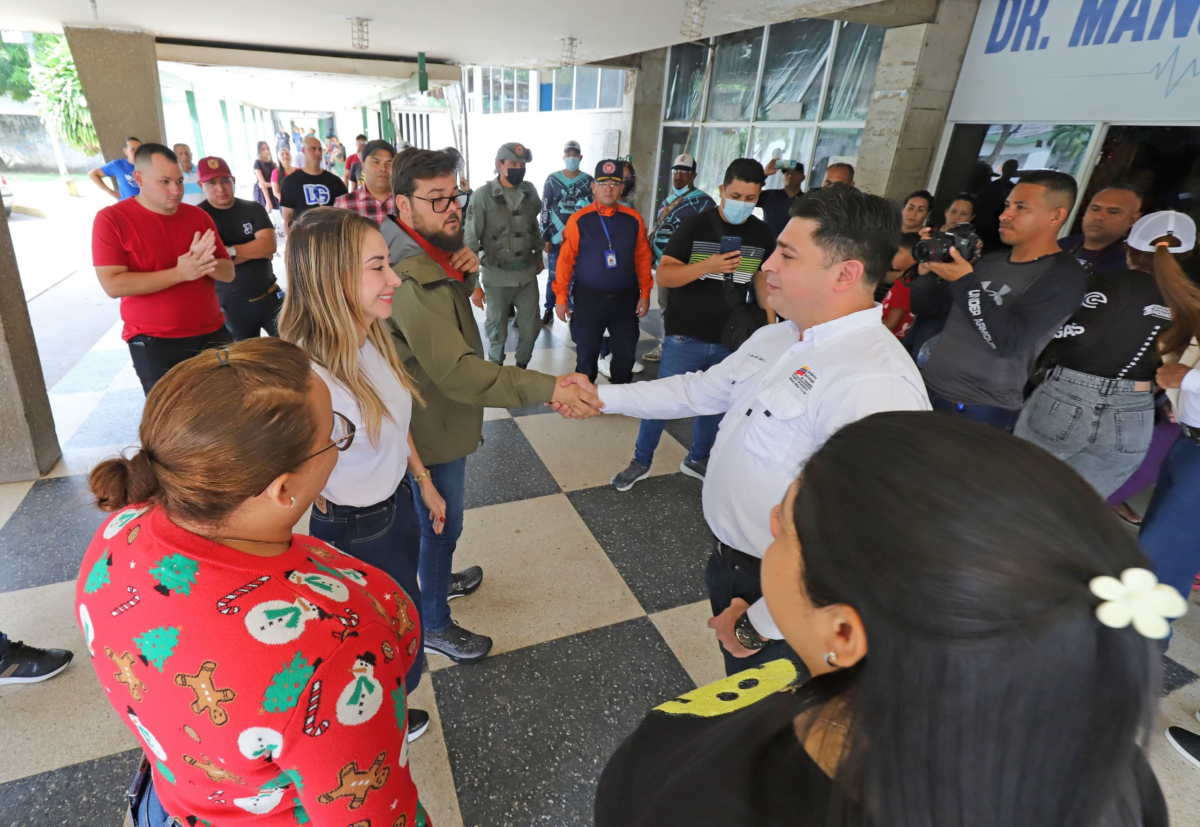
[569,185,930,675]
[173,143,206,206]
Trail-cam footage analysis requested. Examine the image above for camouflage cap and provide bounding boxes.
[496,142,533,163]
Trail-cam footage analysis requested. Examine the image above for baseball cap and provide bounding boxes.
[1128,210,1196,253]
[497,142,533,163]
[361,139,396,161]
[594,159,625,183]
[672,154,697,172]
[564,140,581,154]
[196,156,233,183]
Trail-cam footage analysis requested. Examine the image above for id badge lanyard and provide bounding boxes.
[598,212,618,269]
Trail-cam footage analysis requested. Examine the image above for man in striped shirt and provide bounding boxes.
[611,158,776,490]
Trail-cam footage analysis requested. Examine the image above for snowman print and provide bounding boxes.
[335,652,383,726]
[127,706,167,761]
[103,506,149,540]
[244,596,322,645]
[286,570,349,602]
[234,787,285,815]
[237,726,284,761]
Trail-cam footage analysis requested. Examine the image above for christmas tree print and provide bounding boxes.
[262,767,303,792]
[416,800,428,827]
[133,626,181,672]
[392,684,407,732]
[262,652,316,713]
[84,552,112,593]
[149,554,199,596]
[292,801,310,826]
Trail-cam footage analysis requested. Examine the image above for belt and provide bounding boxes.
[1182,424,1200,446]
[1048,366,1152,393]
[717,540,761,573]
[249,283,281,302]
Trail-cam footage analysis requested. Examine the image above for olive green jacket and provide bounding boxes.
[463,176,543,288]
[384,222,556,466]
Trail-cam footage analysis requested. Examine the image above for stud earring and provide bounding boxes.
[824,652,838,667]
[290,496,296,509]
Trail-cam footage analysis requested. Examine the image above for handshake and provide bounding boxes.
[547,373,605,420]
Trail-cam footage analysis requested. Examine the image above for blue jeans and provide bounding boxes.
[635,335,732,466]
[411,456,467,635]
[135,774,170,827]
[308,479,423,693]
[928,386,1021,432]
[545,245,559,311]
[1140,433,1200,600]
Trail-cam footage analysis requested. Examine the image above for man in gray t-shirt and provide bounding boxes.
[912,170,1086,430]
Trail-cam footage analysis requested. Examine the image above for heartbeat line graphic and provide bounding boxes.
[1050,45,1200,98]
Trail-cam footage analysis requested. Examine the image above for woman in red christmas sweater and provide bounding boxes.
[76,336,429,827]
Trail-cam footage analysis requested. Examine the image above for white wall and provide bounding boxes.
[465,103,633,193]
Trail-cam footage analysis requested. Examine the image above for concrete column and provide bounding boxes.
[0,209,60,483]
[63,27,165,159]
[854,0,980,199]
[625,48,667,224]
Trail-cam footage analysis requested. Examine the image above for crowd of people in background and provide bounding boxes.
[0,124,1188,826]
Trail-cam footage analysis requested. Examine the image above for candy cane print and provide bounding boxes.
[110,586,141,617]
[302,679,329,737]
[217,575,271,615]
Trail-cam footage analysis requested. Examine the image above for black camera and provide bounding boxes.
[912,223,980,264]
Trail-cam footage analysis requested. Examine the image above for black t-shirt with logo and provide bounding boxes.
[279,169,348,221]
[1044,268,1169,382]
[661,207,776,344]
[199,197,276,301]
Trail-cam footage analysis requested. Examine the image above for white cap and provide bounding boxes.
[1128,210,1196,253]
[671,153,697,171]
[564,140,581,153]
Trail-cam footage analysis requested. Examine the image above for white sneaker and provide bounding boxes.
[597,355,612,378]
[632,361,644,374]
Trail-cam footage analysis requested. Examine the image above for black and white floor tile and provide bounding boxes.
[2,296,1199,827]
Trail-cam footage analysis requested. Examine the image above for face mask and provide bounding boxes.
[722,198,755,225]
[504,166,526,186]
[672,184,689,198]
[564,156,581,172]
[622,176,636,198]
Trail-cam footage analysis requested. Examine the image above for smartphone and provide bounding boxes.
[720,236,742,255]
[778,159,799,171]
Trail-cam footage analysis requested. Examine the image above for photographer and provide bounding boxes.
[1017,211,1200,498]
[917,171,1086,430]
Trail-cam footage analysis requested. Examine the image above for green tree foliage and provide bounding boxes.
[30,37,100,155]
[0,43,33,102]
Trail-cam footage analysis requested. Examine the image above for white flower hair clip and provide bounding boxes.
[1089,567,1188,639]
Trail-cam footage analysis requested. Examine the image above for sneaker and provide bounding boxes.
[448,566,484,600]
[407,708,431,742]
[541,309,554,326]
[632,361,644,374]
[597,354,612,378]
[680,457,707,480]
[643,343,662,362]
[1166,725,1200,769]
[0,641,73,685]
[611,459,651,492]
[424,621,492,664]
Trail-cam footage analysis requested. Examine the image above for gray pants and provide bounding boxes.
[1014,366,1154,498]
[483,279,540,367]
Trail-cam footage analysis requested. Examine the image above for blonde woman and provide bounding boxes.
[279,206,444,740]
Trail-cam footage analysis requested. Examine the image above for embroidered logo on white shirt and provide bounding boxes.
[788,366,817,393]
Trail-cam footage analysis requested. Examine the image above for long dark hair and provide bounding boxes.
[1128,241,1200,357]
[791,412,1162,827]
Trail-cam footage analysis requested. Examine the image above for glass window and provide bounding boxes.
[655,126,700,214]
[757,19,833,122]
[705,29,763,122]
[978,123,1095,178]
[810,127,863,187]
[516,69,530,113]
[664,42,708,122]
[467,68,475,95]
[749,126,815,189]
[696,126,749,199]
[554,67,574,111]
[599,68,624,109]
[503,68,515,113]
[481,67,491,114]
[575,66,600,110]
[823,23,885,121]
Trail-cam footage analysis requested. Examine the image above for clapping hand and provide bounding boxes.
[547,373,604,419]
[176,230,219,282]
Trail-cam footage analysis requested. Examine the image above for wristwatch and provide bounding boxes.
[227,246,237,260]
[734,612,767,650]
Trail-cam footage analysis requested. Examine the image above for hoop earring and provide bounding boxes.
[824,652,838,667]
[289,496,296,509]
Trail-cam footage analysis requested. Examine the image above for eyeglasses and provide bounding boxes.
[595,181,622,189]
[300,411,356,464]
[409,191,471,214]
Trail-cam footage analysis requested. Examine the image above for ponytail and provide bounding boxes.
[89,451,161,513]
[1151,244,1200,357]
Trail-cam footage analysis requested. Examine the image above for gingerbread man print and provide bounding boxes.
[317,751,390,810]
[175,661,236,726]
[105,647,146,702]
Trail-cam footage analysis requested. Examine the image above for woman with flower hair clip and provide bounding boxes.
[597,411,1178,827]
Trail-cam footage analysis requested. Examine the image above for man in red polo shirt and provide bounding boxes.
[92,142,235,394]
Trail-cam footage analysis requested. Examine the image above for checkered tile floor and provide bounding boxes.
[3,293,1200,826]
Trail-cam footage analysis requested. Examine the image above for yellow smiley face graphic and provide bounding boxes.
[655,659,800,718]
